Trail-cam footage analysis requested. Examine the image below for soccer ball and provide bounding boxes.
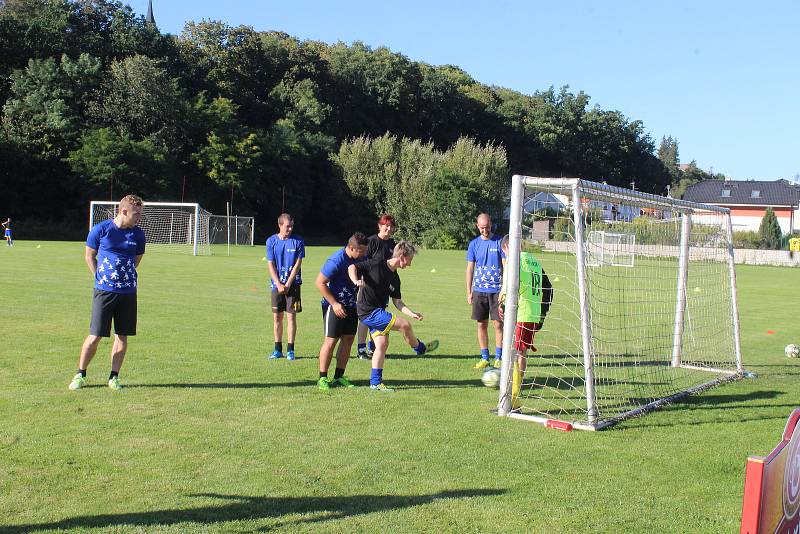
[481,369,501,388]
[786,344,800,358]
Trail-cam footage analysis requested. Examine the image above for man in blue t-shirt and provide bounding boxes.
[465,213,505,370]
[69,195,146,391]
[314,232,368,390]
[266,213,305,361]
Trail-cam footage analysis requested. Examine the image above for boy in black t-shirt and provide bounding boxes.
[348,240,439,392]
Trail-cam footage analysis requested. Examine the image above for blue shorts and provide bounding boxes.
[4,230,10,237]
[361,308,396,336]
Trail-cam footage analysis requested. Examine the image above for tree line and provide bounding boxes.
[1,0,700,245]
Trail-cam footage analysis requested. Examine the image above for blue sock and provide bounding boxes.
[414,339,426,355]
[495,347,503,360]
[357,343,366,350]
[370,368,383,386]
[480,348,490,360]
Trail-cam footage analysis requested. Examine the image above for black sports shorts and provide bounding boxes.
[471,291,501,321]
[90,289,137,337]
[271,284,302,313]
[321,303,358,338]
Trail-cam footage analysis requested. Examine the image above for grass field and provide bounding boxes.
[1,241,798,533]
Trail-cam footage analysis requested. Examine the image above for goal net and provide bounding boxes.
[89,201,212,256]
[209,215,255,246]
[499,176,743,430]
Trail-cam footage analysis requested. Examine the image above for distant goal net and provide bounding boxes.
[209,215,255,246]
[499,176,743,430]
[90,201,212,256]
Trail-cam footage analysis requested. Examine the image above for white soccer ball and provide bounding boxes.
[481,369,501,389]
[786,344,800,358]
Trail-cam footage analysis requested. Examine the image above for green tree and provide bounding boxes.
[333,134,508,247]
[2,53,102,158]
[91,54,186,145]
[758,207,782,250]
[192,97,262,206]
[66,127,170,199]
[658,135,680,178]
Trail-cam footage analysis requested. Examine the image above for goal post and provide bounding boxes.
[499,176,744,430]
[89,201,212,256]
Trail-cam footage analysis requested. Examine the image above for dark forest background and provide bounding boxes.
[0,0,719,244]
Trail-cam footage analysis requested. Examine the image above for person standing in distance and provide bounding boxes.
[266,213,305,360]
[2,217,12,246]
[466,213,505,369]
[315,232,369,390]
[356,214,397,359]
[349,240,438,392]
[68,195,145,391]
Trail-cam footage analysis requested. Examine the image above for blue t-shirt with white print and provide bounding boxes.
[86,219,146,294]
[320,247,364,308]
[467,234,504,294]
[266,234,305,290]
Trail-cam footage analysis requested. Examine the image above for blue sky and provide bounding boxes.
[133,0,799,182]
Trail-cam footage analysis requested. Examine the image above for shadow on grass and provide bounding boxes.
[669,389,784,406]
[129,378,486,390]
[0,489,505,533]
[382,352,478,360]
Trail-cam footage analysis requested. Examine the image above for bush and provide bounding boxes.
[733,230,760,249]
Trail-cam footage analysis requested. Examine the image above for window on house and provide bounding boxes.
[751,190,761,198]
[721,189,731,197]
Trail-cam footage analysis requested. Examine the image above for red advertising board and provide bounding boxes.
[741,409,800,534]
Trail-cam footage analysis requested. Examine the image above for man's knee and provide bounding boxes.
[84,335,103,348]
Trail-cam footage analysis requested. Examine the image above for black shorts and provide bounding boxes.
[471,292,501,321]
[321,303,358,338]
[90,289,137,337]
[271,284,302,313]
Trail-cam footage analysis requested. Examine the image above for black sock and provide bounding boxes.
[274,342,282,353]
[287,343,295,352]
[109,371,119,380]
[334,368,345,379]
[319,371,328,379]
[78,369,86,377]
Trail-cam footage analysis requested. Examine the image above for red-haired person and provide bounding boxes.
[356,214,397,359]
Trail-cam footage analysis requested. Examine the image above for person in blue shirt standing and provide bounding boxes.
[266,213,305,360]
[69,195,146,391]
[2,217,12,246]
[465,213,505,370]
[314,232,368,390]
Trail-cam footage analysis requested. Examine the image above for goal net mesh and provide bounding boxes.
[209,215,254,246]
[501,178,742,429]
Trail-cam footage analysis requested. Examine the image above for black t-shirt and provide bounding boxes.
[354,257,401,319]
[367,234,396,261]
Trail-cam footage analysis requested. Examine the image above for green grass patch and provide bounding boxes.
[0,241,798,533]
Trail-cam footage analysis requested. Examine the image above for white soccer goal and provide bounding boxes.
[587,230,635,267]
[89,201,212,256]
[499,176,744,430]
